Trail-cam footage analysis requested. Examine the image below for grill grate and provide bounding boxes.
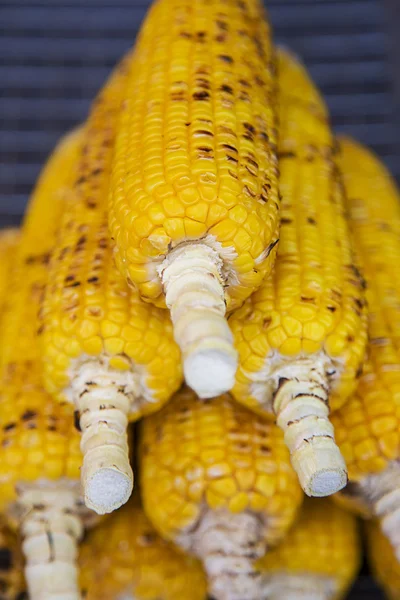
[0,4,398,594]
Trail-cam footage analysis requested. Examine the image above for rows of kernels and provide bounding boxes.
[109,0,280,309]
[80,498,207,600]
[0,229,19,318]
[330,139,400,480]
[39,54,182,412]
[331,368,400,479]
[230,51,367,413]
[0,522,25,599]
[0,132,84,511]
[367,520,400,600]
[257,498,360,596]
[140,388,302,547]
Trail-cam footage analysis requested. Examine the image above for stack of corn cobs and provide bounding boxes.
[2,0,400,599]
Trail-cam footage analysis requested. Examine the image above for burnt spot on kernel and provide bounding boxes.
[307,217,317,225]
[21,410,36,421]
[220,84,233,95]
[219,55,233,64]
[3,423,16,432]
[74,411,82,432]
[0,548,12,570]
[193,91,210,101]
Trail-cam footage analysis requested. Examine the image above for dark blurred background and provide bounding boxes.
[1,0,399,597]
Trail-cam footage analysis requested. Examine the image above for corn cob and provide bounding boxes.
[366,520,400,600]
[80,496,207,600]
[0,229,19,318]
[0,521,25,600]
[140,386,302,600]
[229,49,367,497]
[109,0,280,399]
[0,129,100,600]
[39,55,182,516]
[330,136,400,561]
[257,498,360,600]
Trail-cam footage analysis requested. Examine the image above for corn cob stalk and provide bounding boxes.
[0,129,99,600]
[366,520,400,600]
[330,136,400,561]
[39,54,182,516]
[140,386,302,600]
[80,496,207,600]
[0,229,19,318]
[0,521,26,600]
[109,0,281,399]
[229,49,367,497]
[257,498,360,600]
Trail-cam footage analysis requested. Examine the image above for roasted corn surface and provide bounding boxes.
[0,522,25,600]
[140,387,302,600]
[109,0,281,399]
[80,497,207,600]
[229,49,367,497]
[257,498,360,600]
[330,137,400,560]
[0,229,19,319]
[0,129,98,600]
[39,54,182,516]
[367,520,400,600]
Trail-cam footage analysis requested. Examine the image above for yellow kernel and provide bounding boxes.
[206,489,226,510]
[228,492,249,513]
[186,202,209,222]
[100,320,121,338]
[184,218,207,238]
[303,321,326,342]
[82,336,103,355]
[104,337,125,355]
[249,492,267,512]
[282,316,302,337]
[255,474,276,498]
[209,477,237,498]
[302,338,323,354]
[290,304,316,321]
[267,327,287,349]
[279,337,302,356]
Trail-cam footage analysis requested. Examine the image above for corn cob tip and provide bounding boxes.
[291,440,347,497]
[18,482,87,600]
[274,364,347,496]
[84,467,133,516]
[159,242,238,398]
[73,362,134,514]
[360,464,400,560]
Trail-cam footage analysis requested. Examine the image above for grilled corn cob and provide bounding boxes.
[257,498,360,599]
[0,521,25,600]
[39,54,182,515]
[330,136,400,560]
[140,387,302,600]
[80,496,207,600]
[0,129,99,600]
[366,520,400,600]
[109,0,280,399]
[0,229,19,317]
[229,49,367,497]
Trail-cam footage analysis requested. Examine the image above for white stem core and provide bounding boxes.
[19,486,83,600]
[263,574,336,600]
[189,510,265,600]
[160,243,237,398]
[73,363,134,514]
[360,463,400,561]
[273,367,347,496]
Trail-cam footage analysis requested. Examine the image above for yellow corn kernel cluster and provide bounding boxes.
[0,521,25,600]
[331,137,400,480]
[0,130,84,511]
[0,229,19,318]
[366,520,400,600]
[230,49,367,414]
[109,0,280,310]
[140,387,302,547]
[257,498,360,599]
[39,53,182,417]
[79,497,207,600]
